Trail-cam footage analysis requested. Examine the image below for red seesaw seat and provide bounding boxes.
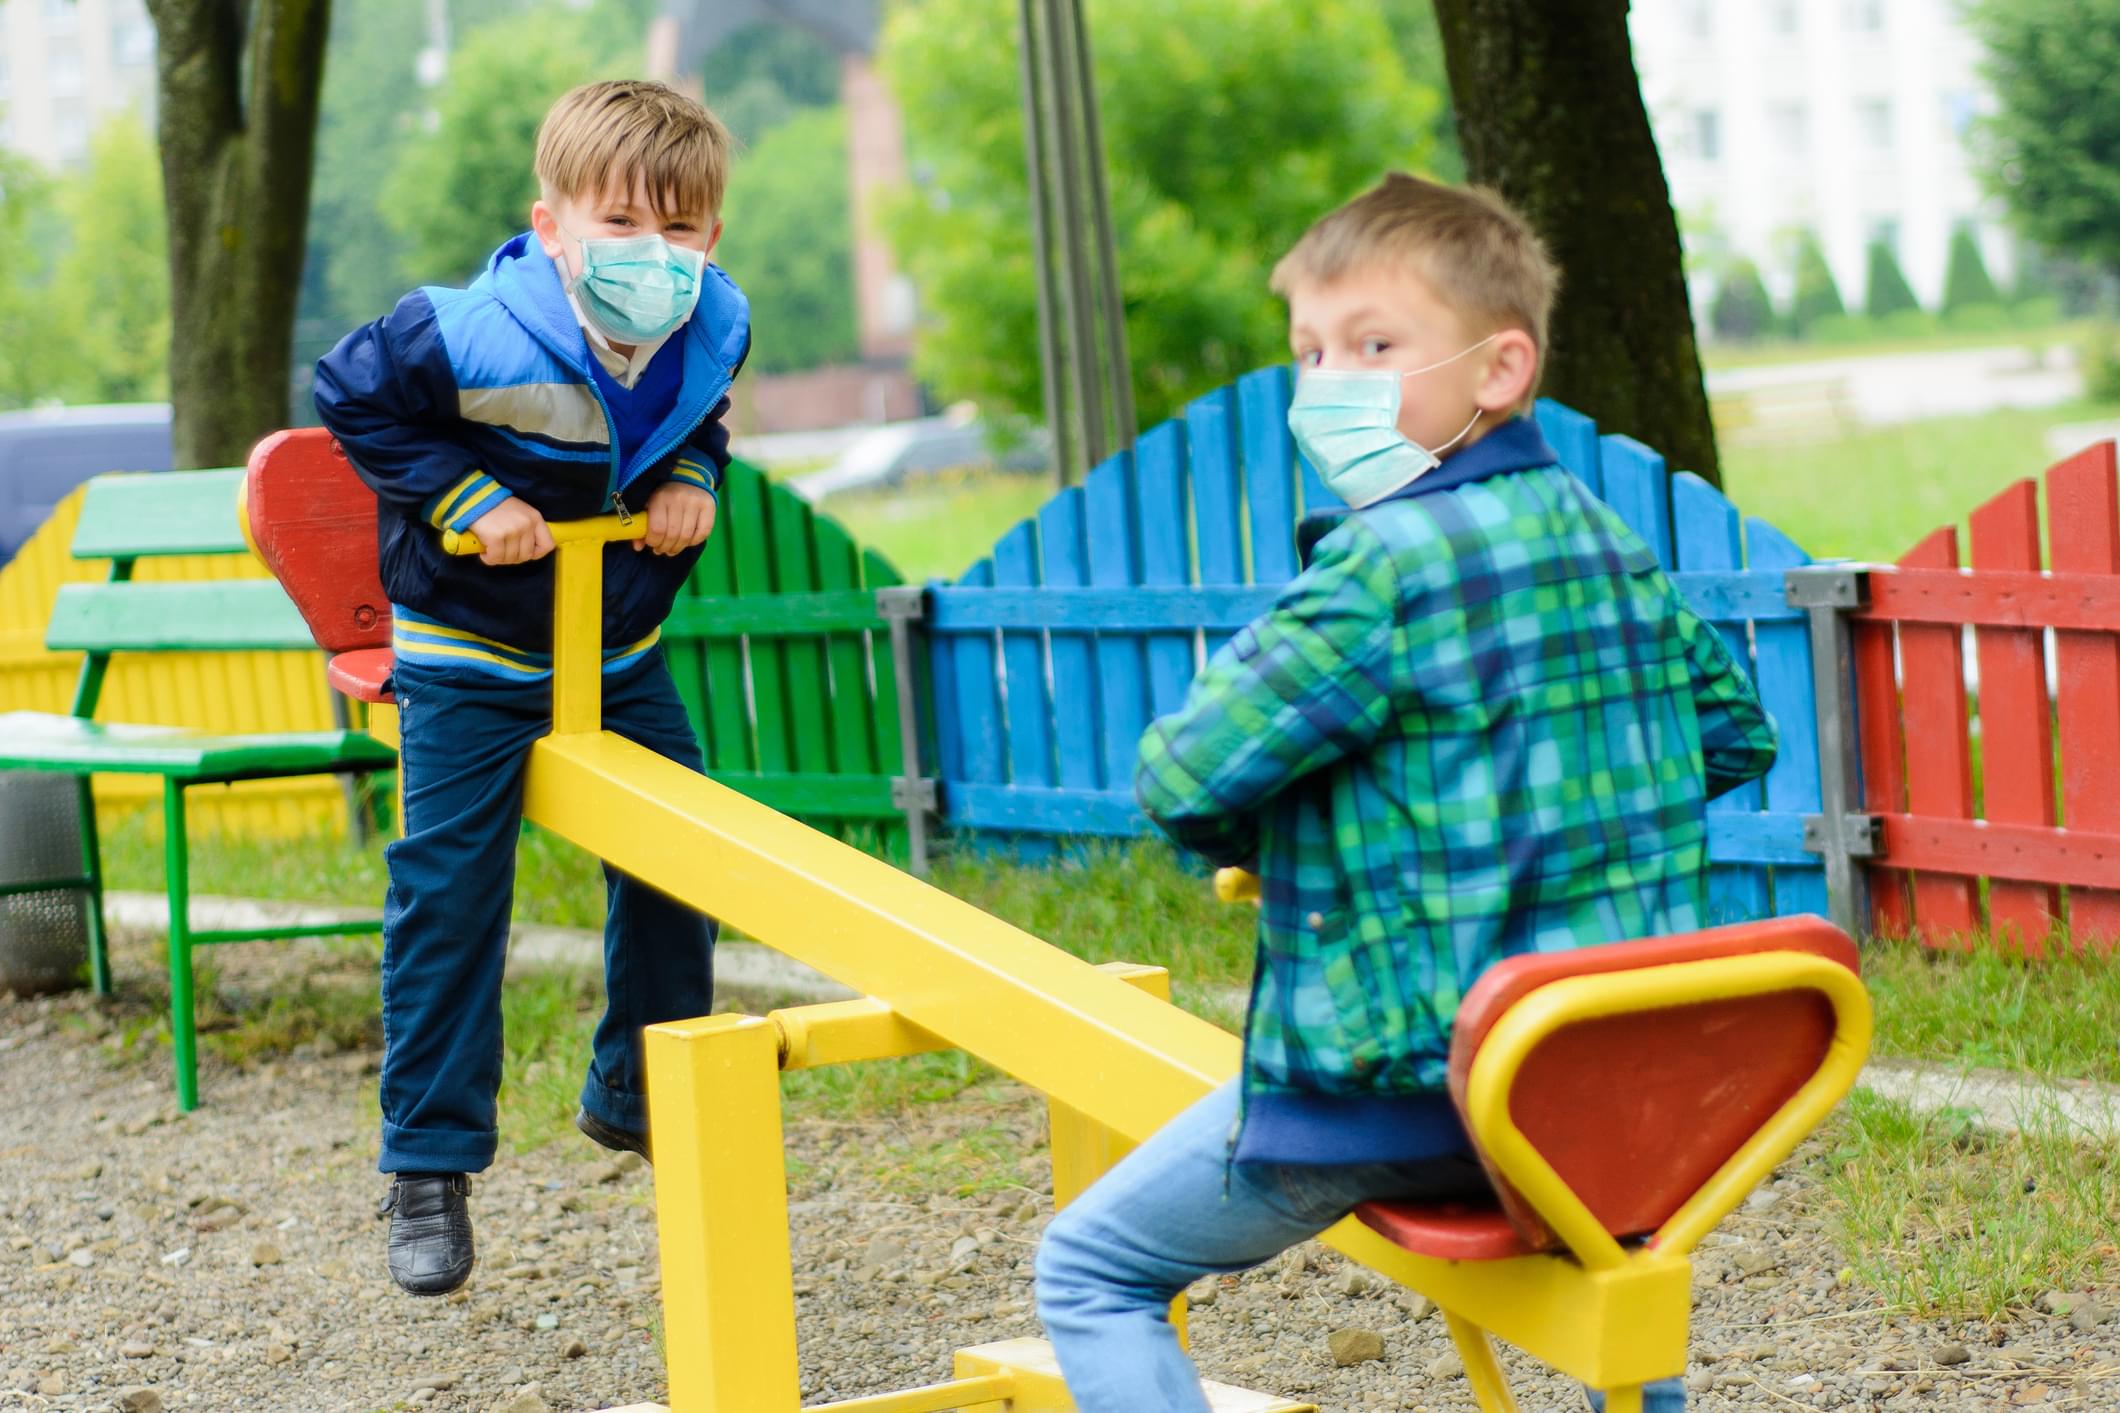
[1353,914,1862,1262]
[241,428,396,703]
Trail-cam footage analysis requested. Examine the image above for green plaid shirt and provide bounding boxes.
[1136,431,1777,1116]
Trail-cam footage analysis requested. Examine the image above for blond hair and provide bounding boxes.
[534,80,733,220]
[1272,174,1559,409]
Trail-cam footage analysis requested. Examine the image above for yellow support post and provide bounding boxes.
[644,1013,801,1413]
[1444,1311,1522,1413]
[551,538,605,736]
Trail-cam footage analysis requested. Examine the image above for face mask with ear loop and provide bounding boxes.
[562,226,707,345]
[1287,334,1498,508]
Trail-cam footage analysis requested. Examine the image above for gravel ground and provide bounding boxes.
[3,932,2118,1413]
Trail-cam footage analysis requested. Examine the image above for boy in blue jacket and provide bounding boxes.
[313,80,749,1296]
[1034,176,1777,1409]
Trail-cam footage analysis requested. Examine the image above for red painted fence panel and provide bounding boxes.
[2046,442,2120,953]
[1852,440,2120,952]
[1892,528,1980,942]
[1967,480,2059,952]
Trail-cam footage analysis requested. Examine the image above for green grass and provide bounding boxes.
[1719,397,2120,563]
[1819,1089,2120,1316]
[821,467,1056,581]
[1859,935,2120,1083]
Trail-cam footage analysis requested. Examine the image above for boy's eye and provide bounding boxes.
[1294,349,1321,368]
[1360,337,1391,357]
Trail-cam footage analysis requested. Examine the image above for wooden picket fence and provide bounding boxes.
[1851,440,2120,953]
[925,369,1829,922]
[667,460,913,857]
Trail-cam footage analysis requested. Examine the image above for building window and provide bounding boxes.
[1943,90,1977,138]
[1694,109,1723,161]
[1770,0,1801,34]
[1858,99,1894,150]
[44,0,80,33]
[1845,0,1885,31]
[116,21,154,66]
[1686,0,1713,40]
[53,103,88,163]
[1770,103,1810,155]
[49,44,85,99]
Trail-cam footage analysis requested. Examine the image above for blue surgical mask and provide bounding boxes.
[1288,334,1497,508]
[563,227,707,345]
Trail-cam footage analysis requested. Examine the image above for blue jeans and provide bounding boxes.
[1035,1080,1686,1413]
[377,648,716,1173]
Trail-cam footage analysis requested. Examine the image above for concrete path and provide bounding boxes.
[101,890,855,1004]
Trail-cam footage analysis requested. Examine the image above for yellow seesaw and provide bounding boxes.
[244,430,1871,1413]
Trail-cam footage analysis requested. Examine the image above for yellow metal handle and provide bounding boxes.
[1214,868,1261,904]
[441,514,648,556]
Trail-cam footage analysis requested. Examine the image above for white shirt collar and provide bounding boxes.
[564,286,676,390]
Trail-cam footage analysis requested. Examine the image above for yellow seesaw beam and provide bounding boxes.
[469,527,1692,1405]
[518,729,1691,1391]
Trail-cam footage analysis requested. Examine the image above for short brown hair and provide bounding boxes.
[1273,174,1559,402]
[535,80,733,220]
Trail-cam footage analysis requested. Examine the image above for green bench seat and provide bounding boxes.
[0,711,396,779]
[4,466,393,1112]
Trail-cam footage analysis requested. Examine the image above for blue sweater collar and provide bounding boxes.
[1298,416,1560,563]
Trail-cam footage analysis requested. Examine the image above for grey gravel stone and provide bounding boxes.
[1931,1343,1971,1366]
[5,945,2119,1413]
[116,1387,164,1413]
[1327,1329,1383,1367]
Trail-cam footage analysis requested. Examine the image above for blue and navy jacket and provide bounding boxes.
[312,234,750,678]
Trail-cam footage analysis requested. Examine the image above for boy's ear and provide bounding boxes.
[703,217,723,259]
[530,199,567,265]
[1475,329,1540,414]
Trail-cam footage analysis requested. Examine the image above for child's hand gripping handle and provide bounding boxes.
[1214,868,1262,905]
[441,515,650,557]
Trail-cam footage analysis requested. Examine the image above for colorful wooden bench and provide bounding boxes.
[0,467,395,1111]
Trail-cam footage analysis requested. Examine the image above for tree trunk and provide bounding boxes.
[1431,0,1720,487]
[147,0,331,469]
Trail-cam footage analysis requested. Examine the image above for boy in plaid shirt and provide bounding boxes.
[1033,175,1778,1412]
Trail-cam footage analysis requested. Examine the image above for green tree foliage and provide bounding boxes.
[1863,241,1921,318]
[700,21,841,145]
[881,0,1441,427]
[1943,227,2003,312]
[1972,0,2120,275]
[1710,258,1775,343]
[51,117,171,403]
[1790,231,1846,334]
[0,145,59,409]
[715,107,860,375]
[0,118,168,408]
[380,5,632,287]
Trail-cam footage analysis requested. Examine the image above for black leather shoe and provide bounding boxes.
[378,1173,473,1296]
[575,1107,651,1163]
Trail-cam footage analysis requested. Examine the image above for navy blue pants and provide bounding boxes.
[378,649,716,1173]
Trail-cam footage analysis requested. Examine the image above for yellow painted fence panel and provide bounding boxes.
[0,485,358,838]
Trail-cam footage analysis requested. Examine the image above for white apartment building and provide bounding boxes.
[1630,0,2014,317]
[0,0,156,171]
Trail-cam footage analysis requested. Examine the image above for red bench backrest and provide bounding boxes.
[242,428,389,653]
[1444,914,1859,1251]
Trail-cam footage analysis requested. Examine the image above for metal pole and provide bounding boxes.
[1014,0,1074,487]
[1787,566,1882,938]
[1040,0,1109,467]
[1062,0,1136,450]
[879,587,935,876]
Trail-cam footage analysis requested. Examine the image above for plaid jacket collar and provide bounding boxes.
[1297,416,1560,563]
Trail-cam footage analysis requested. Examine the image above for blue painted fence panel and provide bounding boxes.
[929,377,1824,924]
[1673,470,1772,923]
